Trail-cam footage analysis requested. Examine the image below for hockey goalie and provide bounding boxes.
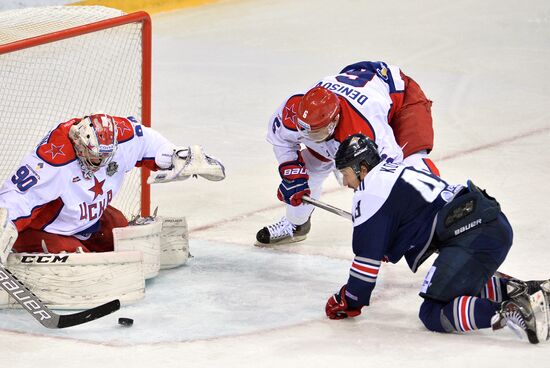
[0,113,225,309]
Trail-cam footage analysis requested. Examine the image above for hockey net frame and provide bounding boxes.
[0,7,152,218]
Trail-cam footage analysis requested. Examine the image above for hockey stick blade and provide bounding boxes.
[56,299,120,328]
[0,263,120,329]
[302,195,352,221]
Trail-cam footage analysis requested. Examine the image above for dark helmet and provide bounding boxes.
[335,134,381,178]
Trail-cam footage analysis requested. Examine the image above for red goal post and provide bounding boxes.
[0,6,152,218]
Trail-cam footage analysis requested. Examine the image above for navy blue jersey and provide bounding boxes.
[345,159,464,306]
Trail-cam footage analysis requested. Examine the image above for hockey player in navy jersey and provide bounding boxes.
[325,133,550,344]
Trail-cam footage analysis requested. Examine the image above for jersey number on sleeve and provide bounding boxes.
[11,166,38,192]
[401,169,445,202]
[336,69,375,88]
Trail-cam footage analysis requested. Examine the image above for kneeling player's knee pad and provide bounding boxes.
[418,299,451,333]
[420,246,491,302]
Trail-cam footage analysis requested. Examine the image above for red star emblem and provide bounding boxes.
[284,104,297,125]
[88,176,105,201]
[44,143,65,160]
[117,123,131,137]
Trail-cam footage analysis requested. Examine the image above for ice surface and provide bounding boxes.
[2,0,550,367]
[0,241,349,344]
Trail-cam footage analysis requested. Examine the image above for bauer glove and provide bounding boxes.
[276,156,310,206]
[325,285,363,320]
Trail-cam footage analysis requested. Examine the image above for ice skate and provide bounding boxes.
[492,281,550,344]
[255,217,311,246]
[496,271,550,298]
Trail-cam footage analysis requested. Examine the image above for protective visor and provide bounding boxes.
[296,114,339,143]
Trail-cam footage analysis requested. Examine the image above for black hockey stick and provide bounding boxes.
[302,195,352,221]
[0,263,120,328]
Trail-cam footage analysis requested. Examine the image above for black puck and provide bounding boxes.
[118,317,134,327]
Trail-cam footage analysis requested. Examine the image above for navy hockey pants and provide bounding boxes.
[418,213,513,333]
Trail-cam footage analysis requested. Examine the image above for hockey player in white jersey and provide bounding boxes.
[325,133,550,344]
[0,113,224,260]
[256,61,438,246]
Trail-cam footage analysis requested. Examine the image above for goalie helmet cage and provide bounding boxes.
[0,6,152,219]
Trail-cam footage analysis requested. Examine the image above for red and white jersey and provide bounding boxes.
[267,61,406,164]
[0,116,175,236]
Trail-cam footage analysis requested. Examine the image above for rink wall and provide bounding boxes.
[71,0,221,14]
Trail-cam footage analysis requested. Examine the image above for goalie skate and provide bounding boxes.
[255,217,310,246]
[492,281,550,344]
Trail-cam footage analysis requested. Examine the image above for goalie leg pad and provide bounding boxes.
[113,221,163,279]
[159,216,190,269]
[0,251,145,310]
[0,208,17,264]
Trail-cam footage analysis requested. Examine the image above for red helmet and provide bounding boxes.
[296,86,340,142]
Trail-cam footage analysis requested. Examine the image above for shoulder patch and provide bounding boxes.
[36,120,77,166]
[114,116,135,143]
[281,95,303,131]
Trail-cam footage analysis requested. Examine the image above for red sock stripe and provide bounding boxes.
[458,296,474,332]
[486,278,496,301]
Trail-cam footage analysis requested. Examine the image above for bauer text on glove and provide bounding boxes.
[276,158,310,206]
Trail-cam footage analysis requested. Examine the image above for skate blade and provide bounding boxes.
[506,320,528,341]
[254,235,307,247]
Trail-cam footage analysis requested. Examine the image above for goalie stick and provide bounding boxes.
[302,195,352,221]
[0,263,120,329]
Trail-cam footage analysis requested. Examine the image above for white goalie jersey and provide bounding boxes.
[0,116,175,236]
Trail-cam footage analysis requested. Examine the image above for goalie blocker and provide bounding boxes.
[0,215,189,309]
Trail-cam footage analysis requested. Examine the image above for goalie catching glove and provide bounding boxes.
[325,285,363,320]
[148,145,225,184]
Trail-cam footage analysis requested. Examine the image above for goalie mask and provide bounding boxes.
[69,114,118,174]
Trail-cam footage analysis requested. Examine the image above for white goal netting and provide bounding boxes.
[0,6,149,219]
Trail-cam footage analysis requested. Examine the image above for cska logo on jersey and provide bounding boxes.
[80,189,113,222]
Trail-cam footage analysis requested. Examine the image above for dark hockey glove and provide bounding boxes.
[325,285,363,320]
[277,158,310,206]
